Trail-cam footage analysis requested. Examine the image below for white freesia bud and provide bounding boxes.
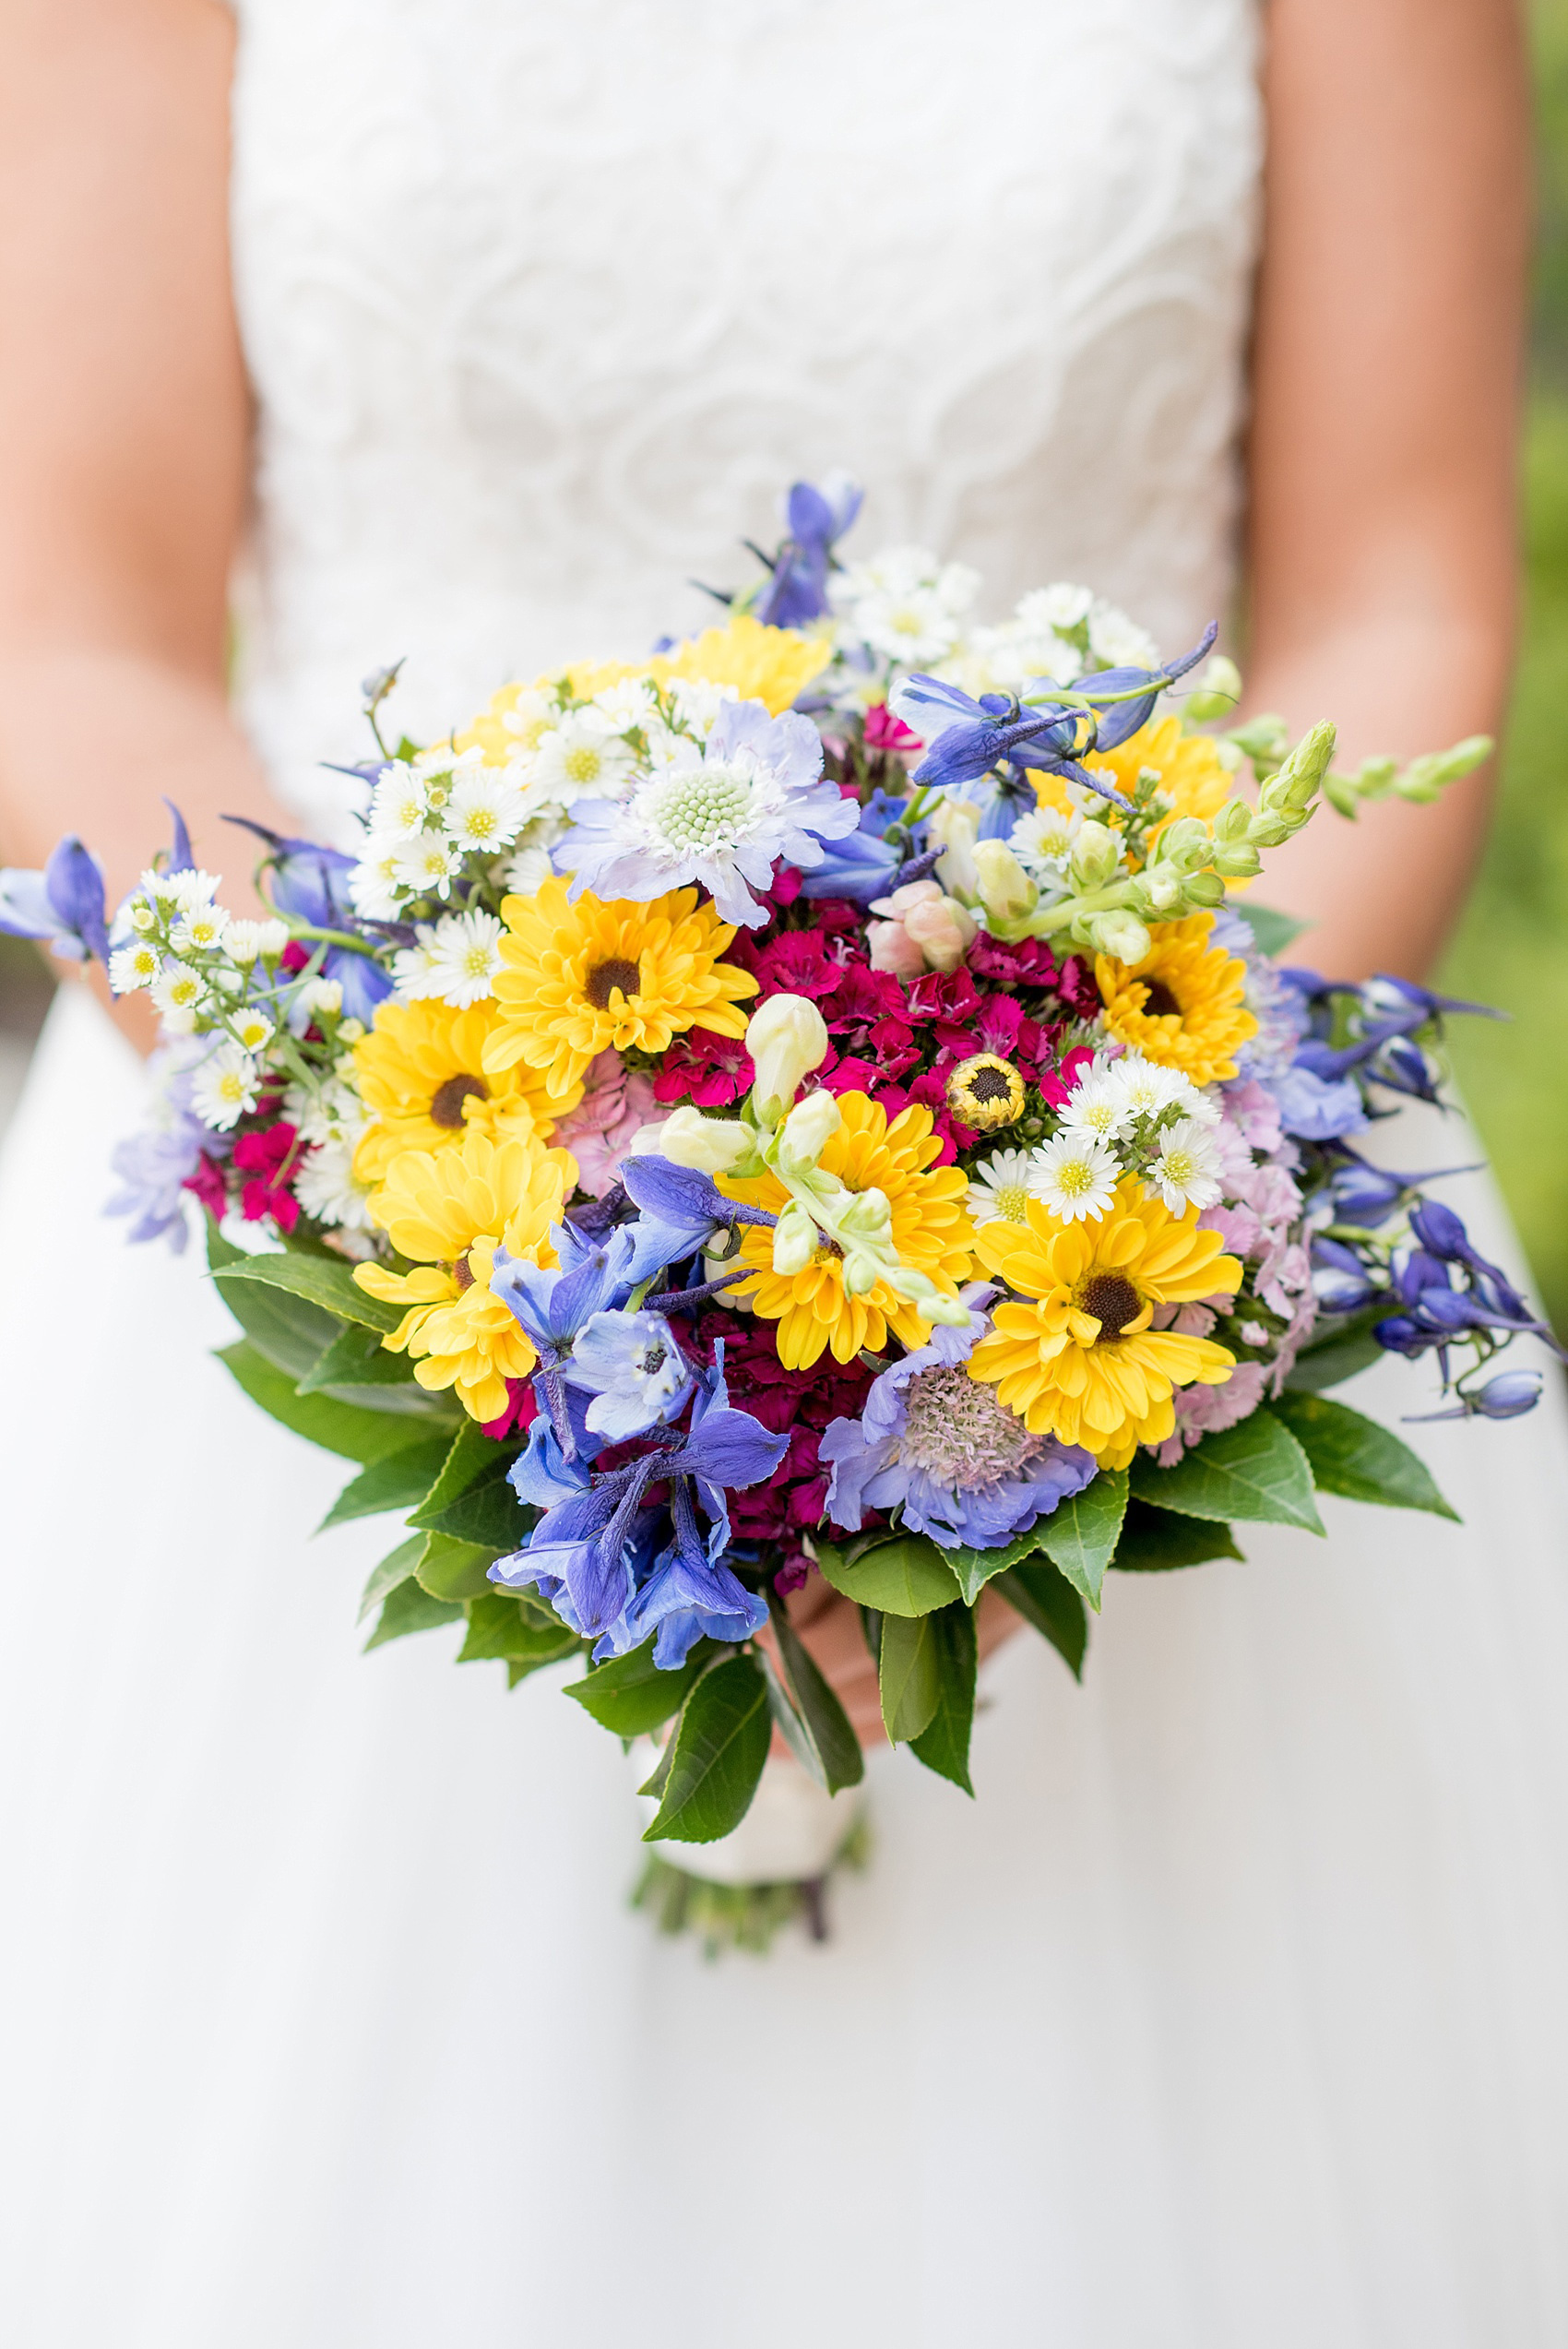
[1088,910,1152,963]
[771,1201,819,1276]
[746,991,830,1126]
[926,796,981,899]
[776,1086,842,1175]
[1070,821,1123,890]
[654,1105,760,1175]
[972,838,1038,924]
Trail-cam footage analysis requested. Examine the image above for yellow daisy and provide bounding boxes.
[1095,912,1256,1086]
[650,614,830,716]
[719,1093,975,1369]
[482,876,757,1101]
[455,666,642,765]
[1080,715,1231,837]
[350,998,581,1189]
[353,1127,576,1423]
[968,1178,1241,1469]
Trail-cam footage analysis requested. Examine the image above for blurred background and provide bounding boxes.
[3,7,1567,1343]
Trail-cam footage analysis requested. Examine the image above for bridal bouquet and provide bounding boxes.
[6,482,1559,1926]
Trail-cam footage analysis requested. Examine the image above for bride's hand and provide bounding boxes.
[761,1573,1022,1748]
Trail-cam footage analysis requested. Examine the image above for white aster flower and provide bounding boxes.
[190,1041,260,1131]
[1009,802,1082,876]
[369,762,429,837]
[504,844,556,899]
[294,977,343,1021]
[1058,1064,1134,1146]
[1108,1054,1193,1124]
[109,938,160,994]
[348,837,407,921]
[1146,1117,1224,1214]
[966,1147,1045,1226]
[231,1008,275,1054]
[291,1135,374,1231]
[223,920,268,967]
[150,963,209,1031]
[393,830,458,900]
[1032,1131,1121,1223]
[128,897,158,935]
[284,1075,367,1151]
[592,675,659,732]
[254,919,292,961]
[500,686,562,760]
[664,677,739,738]
[138,865,184,904]
[391,924,442,999]
[830,544,980,666]
[171,901,229,955]
[531,707,638,804]
[1087,599,1159,672]
[444,765,529,855]
[170,868,222,915]
[1020,582,1095,635]
[422,909,505,1008]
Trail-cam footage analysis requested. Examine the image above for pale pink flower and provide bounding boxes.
[555,1050,663,1198]
[867,879,977,977]
[1152,1360,1270,1465]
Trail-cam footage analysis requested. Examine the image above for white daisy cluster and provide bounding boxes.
[941,582,1158,702]
[348,745,540,924]
[827,545,980,669]
[966,1052,1224,1228]
[285,1069,375,1234]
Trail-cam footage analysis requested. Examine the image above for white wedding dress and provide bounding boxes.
[5,3,1568,2342]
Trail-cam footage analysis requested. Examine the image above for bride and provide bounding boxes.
[4,2,1566,2342]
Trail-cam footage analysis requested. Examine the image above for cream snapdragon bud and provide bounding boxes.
[1088,909,1151,962]
[1154,817,1210,874]
[1182,653,1243,725]
[776,1085,842,1175]
[654,1105,760,1175]
[903,892,977,972]
[1070,820,1122,889]
[1261,719,1336,817]
[746,991,829,1125]
[926,795,981,899]
[1182,870,1226,908]
[971,838,1038,924]
[837,1185,892,1246]
[771,1201,819,1277]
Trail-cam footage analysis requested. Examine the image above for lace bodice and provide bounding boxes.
[228,0,1261,833]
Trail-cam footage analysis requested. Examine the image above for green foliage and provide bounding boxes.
[1233,902,1310,958]
[1270,1392,1459,1520]
[761,1610,864,1795]
[296,1323,454,1417]
[1034,1468,1129,1609]
[458,1592,580,1670]
[1283,1308,1389,1394]
[412,1532,498,1602]
[877,1610,942,1744]
[319,1437,452,1532]
[1130,1409,1324,1535]
[908,1604,978,1794]
[357,1533,425,1623]
[215,1339,422,1463]
[814,1532,962,1616]
[944,1522,1051,1607]
[1112,1499,1243,1572]
[212,1266,338,1381]
[413,1461,529,1551]
[992,1557,1088,1679]
[208,1248,403,1331]
[364,1576,463,1651]
[564,1639,714,1735]
[410,1420,500,1521]
[642,1654,772,1844]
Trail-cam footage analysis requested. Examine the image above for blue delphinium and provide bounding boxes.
[0,834,110,966]
[754,474,863,628]
[567,1308,695,1441]
[819,1289,1098,1550]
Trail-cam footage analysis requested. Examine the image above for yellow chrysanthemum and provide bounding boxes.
[455,618,829,766]
[350,998,582,1189]
[650,614,830,716]
[968,1178,1241,1469]
[482,876,757,1101]
[353,1128,576,1423]
[719,1093,975,1370]
[1095,912,1256,1086]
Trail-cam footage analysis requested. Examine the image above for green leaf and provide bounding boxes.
[319,1437,453,1532]
[296,1323,458,1419]
[1131,1408,1324,1534]
[212,1248,404,1331]
[1283,1305,1390,1393]
[564,1639,715,1736]
[877,1610,942,1744]
[908,1604,978,1793]
[364,1575,463,1650]
[413,1533,498,1602]
[205,1214,244,1275]
[215,1340,424,1463]
[763,1612,864,1795]
[1111,1497,1244,1572]
[814,1533,963,1617]
[408,1419,503,1525]
[458,1592,579,1665]
[1036,1469,1128,1610]
[993,1559,1087,1680]
[643,1654,771,1845]
[1234,901,1311,958]
[941,1523,1051,1607]
[417,1462,529,1552]
[357,1533,426,1624]
[638,1735,676,1801]
[212,1266,338,1380]
[1270,1391,1460,1521]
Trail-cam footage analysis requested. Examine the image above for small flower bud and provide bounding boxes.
[776,1086,842,1174]
[1182,653,1242,725]
[1182,870,1227,908]
[1211,841,1262,878]
[771,1202,819,1276]
[972,838,1039,924]
[746,991,830,1125]
[1069,820,1123,889]
[926,796,982,899]
[1087,910,1152,962]
[837,1185,893,1246]
[656,1105,761,1175]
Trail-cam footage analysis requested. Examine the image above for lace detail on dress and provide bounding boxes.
[228,0,1261,832]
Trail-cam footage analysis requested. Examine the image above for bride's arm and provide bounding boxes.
[1241,0,1531,980]
[0,0,300,1043]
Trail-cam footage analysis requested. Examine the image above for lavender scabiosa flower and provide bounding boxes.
[819,1289,1098,1550]
[105,1043,232,1250]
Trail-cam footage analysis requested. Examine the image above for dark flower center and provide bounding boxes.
[1139,979,1182,1019]
[967,1065,1015,1103]
[452,1253,476,1292]
[430,1071,488,1128]
[587,956,642,1009]
[1082,1272,1142,1339]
